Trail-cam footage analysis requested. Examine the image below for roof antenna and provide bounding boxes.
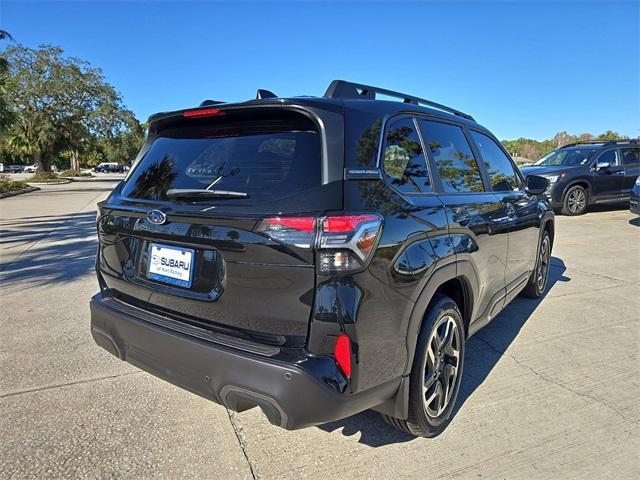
[256,89,277,99]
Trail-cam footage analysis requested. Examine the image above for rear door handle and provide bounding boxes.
[505,202,516,216]
[452,207,471,225]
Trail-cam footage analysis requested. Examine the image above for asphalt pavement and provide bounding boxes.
[1,179,639,479]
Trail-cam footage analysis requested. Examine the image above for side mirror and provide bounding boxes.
[596,161,610,170]
[525,175,549,196]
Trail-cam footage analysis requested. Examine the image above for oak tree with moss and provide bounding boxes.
[2,44,142,171]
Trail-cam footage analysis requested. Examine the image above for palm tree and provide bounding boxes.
[4,125,37,164]
[0,30,13,70]
[0,30,14,132]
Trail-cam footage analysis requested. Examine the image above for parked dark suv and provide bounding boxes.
[521,140,640,215]
[90,81,554,437]
[95,162,127,173]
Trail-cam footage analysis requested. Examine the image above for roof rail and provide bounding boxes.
[560,139,638,148]
[603,139,638,146]
[323,80,475,122]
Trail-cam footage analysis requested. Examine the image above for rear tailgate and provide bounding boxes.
[97,105,343,347]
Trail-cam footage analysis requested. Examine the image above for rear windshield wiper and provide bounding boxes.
[166,188,249,199]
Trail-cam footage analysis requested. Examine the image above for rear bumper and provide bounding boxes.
[90,293,398,429]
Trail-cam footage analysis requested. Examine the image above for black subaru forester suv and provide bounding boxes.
[91,81,554,437]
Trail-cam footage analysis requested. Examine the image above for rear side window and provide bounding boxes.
[622,147,640,165]
[382,117,432,193]
[418,120,484,193]
[470,130,522,192]
[121,112,328,213]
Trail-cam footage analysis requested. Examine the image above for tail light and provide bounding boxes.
[334,334,352,378]
[255,216,316,248]
[256,213,382,274]
[317,214,381,274]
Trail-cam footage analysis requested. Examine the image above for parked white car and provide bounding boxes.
[23,164,38,173]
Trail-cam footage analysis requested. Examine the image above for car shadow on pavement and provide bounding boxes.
[450,257,568,419]
[317,257,569,447]
[317,409,416,446]
[0,214,92,244]
[42,187,117,193]
[0,211,98,290]
[585,203,631,215]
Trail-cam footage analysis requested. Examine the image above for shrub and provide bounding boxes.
[59,170,92,177]
[29,171,60,182]
[0,180,30,193]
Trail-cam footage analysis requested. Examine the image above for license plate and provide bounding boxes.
[147,243,195,288]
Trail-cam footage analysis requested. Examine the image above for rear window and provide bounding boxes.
[121,112,330,213]
[418,120,485,193]
[382,116,432,193]
[622,147,640,165]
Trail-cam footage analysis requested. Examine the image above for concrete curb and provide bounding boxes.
[27,179,73,185]
[0,186,41,199]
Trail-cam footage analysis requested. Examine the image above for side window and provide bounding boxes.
[470,130,523,192]
[622,147,640,165]
[597,149,621,167]
[419,120,484,193]
[382,117,432,193]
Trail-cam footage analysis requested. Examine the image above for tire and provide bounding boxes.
[521,230,551,298]
[382,294,465,437]
[562,185,588,215]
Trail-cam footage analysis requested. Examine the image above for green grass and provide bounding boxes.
[28,172,70,183]
[0,180,30,193]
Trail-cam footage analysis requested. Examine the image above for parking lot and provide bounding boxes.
[1,179,639,479]
[1,172,124,182]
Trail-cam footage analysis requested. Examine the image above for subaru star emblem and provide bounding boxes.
[146,209,167,225]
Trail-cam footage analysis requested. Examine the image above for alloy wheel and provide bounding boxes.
[567,188,586,214]
[423,315,461,418]
[536,236,550,291]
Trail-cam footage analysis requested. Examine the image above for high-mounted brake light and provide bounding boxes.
[334,334,352,378]
[183,108,226,118]
[255,213,382,273]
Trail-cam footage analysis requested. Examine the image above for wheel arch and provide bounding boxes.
[562,179,592,203]
[403,262,478,377]
[374,262,478,420]
[529,211,555,281]
[432,277,473,336]
[542,213,555,248]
